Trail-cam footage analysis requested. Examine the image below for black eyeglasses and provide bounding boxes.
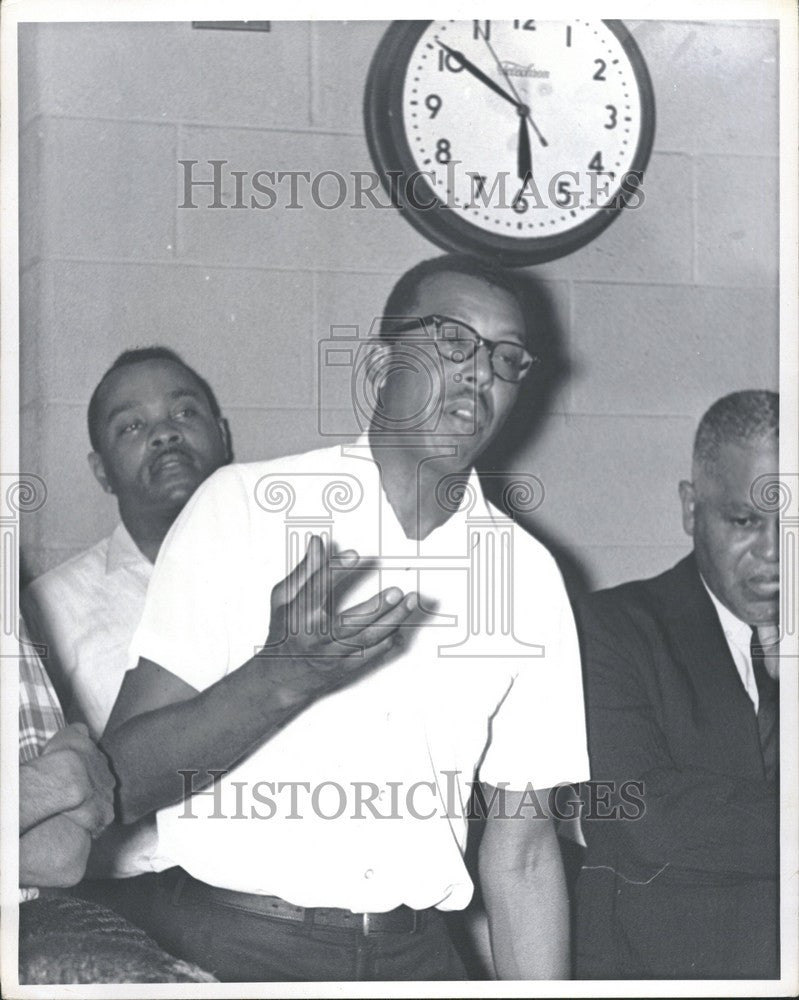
[382,314,539,384]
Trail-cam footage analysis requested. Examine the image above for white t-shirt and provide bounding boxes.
[22,523,153,739]
[134,441,590,912]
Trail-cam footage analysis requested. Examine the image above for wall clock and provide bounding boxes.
[364,19,655,266]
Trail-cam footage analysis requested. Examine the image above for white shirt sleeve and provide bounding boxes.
[130,464,254,691]
[20,579,74,696]
[478,536,590,792]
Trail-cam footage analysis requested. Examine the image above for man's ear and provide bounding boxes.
[217,417,232,462]
[88,451,115,495]
[678,480,695,537]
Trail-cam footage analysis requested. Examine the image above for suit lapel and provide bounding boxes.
[660,556,764,777]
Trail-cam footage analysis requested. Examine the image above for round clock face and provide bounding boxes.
[365,19,655,265]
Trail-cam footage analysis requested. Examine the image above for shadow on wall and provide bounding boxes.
[477,273,593,601]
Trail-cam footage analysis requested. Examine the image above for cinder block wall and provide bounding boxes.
[18,19,778,590]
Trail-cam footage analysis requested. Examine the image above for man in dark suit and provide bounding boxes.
[575,390,780,979]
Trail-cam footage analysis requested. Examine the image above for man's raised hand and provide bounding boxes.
[261,535,424,706]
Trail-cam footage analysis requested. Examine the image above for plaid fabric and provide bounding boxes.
[19,620,65,903]
[19,620,65,766]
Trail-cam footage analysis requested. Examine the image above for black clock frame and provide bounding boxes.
[364,19,656,267]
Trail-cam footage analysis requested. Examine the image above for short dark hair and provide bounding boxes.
[693,390,779,474]
[380,255,544,354]
[87,346,222,451]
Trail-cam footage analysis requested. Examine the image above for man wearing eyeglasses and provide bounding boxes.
[102,255,589,982]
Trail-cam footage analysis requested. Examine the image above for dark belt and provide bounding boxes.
[170,870,426,936]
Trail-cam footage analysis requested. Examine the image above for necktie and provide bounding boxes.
[750,625,780,782]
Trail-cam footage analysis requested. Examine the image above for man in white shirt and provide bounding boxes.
[21,347,231,918]
[576,390,780,979]
[103,256,590,982]
[22,346,231,738]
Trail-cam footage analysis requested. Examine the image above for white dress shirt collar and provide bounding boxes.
[700,574,758,709]
[106,521,150,574]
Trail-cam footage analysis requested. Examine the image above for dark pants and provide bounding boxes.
[144,869,468,983]
[576,866,779,979]
[71,871,169,937]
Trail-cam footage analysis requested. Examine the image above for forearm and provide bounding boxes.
[482,851,569,979]
[582,602,778,879]
[586,678,778,876]
[20,815,91,888]
[102,655,315,824]
[479,804,570,980]
[590,765,778,878]
[463,906,497,979]
[19,760,82,833]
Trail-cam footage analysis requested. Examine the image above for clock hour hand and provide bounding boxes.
[435,39,520,110]
[517,109,533,182]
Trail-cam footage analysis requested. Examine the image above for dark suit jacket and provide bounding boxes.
[575,554,778,979]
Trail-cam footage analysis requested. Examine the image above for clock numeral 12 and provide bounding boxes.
[513,20,536,30]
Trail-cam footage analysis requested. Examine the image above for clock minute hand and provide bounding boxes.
[435,39,521,110]
[525,113,548,150]
[478,34,549,149]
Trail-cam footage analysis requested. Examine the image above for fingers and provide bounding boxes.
[289,543,360,637]
[329,612,420,686]
[345,593,440,654]
[334,586,404,636]
[267,540,435,669]
[335,590,419,647]
[269,536,327,641]
[61,788,115,838]
[307,628,402,694]
[309,536,330,635]
[325,553,376,618]
[33,746,115,832]
[342,629,402,672]
[83,743,117,797]
[270,534,325,612]
[45,731,116,799]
